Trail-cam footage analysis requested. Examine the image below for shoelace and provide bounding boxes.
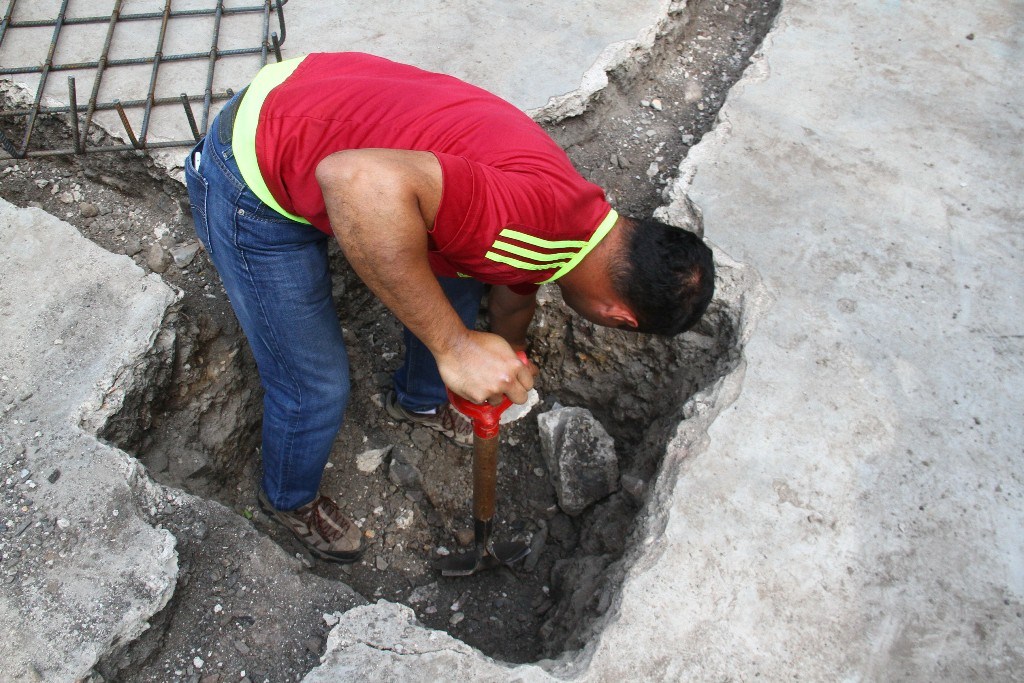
[299,497,353,545]
[439,404,473,437]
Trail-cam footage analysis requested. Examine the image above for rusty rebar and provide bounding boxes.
[2,3,280,30]
[0,0,290,157]
[271,32,282,62]
[138,0,172,146]
[181,93,199,141]
[1,92,233,119]
[20,0,69,156]
[200,0,225,136]
[113,100,140,149]
[67,76,81,154]
[81,0,123,151]
[0,126,17,158]
[0,0,17,51]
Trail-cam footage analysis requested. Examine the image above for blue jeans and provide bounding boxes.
[184,103,482,509]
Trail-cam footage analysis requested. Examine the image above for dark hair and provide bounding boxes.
[611,217,715,336]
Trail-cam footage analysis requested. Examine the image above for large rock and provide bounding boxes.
[0,200,179,681]
[305,601,552,683]
[537,406,618,516]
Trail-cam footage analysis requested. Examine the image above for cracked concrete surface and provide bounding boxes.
[0,199,179,682]
[2,0,1023,680]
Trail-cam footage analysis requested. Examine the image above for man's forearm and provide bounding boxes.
[488,286,537,351]
[315,149,534,405]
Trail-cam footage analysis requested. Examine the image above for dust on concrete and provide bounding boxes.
[0,0,777,679]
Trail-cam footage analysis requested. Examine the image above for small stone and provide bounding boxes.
[640,99,651,107]
[375,555,389,571]
[621,474,646,505]
[58,191,74,204]
[651,98,663,111]
[124,237,142,256]
[33,179,48,189]
[170,241,201,268]
[681,133,695,145]
[435,546,451,557]
[193,656,204,669]
[616,155,630,169]
[410,427,433,451]
[395,508,415,529]
[323,612,340,627]
[388,457,422,489]
[147,243,170,273]
[79,202,99,218]
[646,162,660,178]
[355,446,391,473]
[455,528,474,547]
[233,639,251,655]
[213,603,223,613]
[56,518,70,530]
[500,388,540,424]
[449,612,465,626]
[47,470,60,484]
[684,81,703,103]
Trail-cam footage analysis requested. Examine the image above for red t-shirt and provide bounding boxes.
[254,53,613,292]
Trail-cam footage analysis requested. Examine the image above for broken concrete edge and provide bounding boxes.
[0,199,184,681]
[527,0,679,124]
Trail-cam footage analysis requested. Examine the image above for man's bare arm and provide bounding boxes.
[315,149,532,404]
[488,286,537,352]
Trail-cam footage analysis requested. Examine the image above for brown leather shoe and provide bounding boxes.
[384,390,473,448]
[257,489,364,563]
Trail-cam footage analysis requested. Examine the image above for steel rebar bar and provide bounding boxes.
[80,0,122,152]
[0,0,290,156]
[19,0,70,157]
[0,0,17,52]
[113,100,140,149]
[200,0,225,136]
[181,93,199,141]
[67,76,80,153]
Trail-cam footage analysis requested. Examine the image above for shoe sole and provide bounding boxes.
[256,491,365,564]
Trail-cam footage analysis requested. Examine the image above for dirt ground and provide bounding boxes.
[0,1,777,680]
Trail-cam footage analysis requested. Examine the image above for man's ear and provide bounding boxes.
[604,302,638,330]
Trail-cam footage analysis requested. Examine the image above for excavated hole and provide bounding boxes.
[0,0,777,674]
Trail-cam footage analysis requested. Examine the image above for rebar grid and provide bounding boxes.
[0,0,288,158]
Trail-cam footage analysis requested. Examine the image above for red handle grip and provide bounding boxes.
[446,351,529,439]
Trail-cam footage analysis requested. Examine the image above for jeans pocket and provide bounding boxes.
[184,147,214,257]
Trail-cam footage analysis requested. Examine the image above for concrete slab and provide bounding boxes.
[0,0,669,153]
[0,198,180,681]
[599,0,1023,678]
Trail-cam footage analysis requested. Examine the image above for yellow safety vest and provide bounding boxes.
[232,55,310,224]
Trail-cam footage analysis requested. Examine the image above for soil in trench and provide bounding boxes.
[0,1,777,679]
